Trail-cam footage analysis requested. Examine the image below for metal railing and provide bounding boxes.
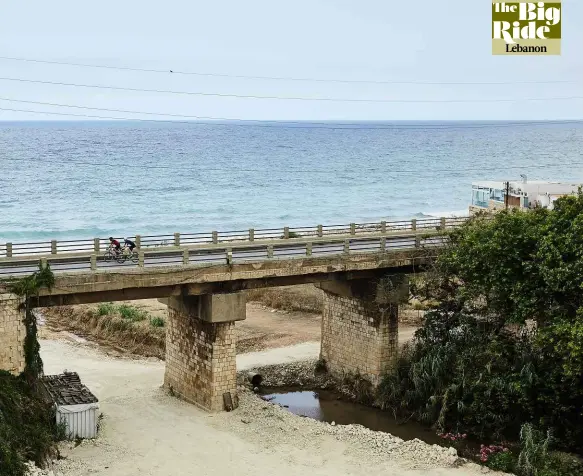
[0,216,467,260]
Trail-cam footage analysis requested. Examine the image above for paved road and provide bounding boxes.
[0,235,444,278]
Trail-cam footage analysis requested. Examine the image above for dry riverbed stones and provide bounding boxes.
[212,388,463,471]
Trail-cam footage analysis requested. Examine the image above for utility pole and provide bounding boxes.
[505,181,509,210]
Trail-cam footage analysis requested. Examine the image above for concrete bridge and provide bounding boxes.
[0,217,461,412]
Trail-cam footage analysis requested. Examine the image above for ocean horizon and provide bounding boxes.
[1,119,582,242]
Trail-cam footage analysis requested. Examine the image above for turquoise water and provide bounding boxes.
[1,121,582,242]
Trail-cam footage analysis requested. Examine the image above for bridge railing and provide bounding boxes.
[0,227,451,278]
[0,216,468,259]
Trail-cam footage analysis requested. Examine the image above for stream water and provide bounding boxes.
[262,388,443,445]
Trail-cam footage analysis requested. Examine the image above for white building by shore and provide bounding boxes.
[470,178,581,214]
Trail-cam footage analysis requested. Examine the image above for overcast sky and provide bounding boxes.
[0,0,581,121]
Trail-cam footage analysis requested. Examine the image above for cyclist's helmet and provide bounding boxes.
[109,237,113,241]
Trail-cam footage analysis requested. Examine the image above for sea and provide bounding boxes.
[1,120,582,243]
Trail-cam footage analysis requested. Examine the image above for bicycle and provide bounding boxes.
[103,245,118,263]
[115,245,139,264]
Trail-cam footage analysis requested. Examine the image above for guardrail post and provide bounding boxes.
[415,236,421,248]
[283,227,289,239]
[249,229,254,242]
[174,232,180,247]
[40,257,48,269]
[306,242,312,256]
[90,254,97,271]
[182,249,189,265]
[343,239,350,254]
[381,221,387,233]
[93,238,100,253]
[135,235,141,249]
[51,240,57,255]
[317,225,323,238]
[380,237,386,251]
[226,248,233,265]
[212,231,218,244]
[138,251,145,267]
[411,219,417,231]
[440,217,446,230]
[267,245,274,258]
[350,223,356,235]
[6,243,12,258]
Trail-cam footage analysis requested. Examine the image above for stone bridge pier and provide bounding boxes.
[318,275,409,386]
[162,292,246,412]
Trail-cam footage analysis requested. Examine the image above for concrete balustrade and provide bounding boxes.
[0,217,466,261]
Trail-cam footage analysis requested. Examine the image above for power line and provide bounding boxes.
[0,76,582,103]
[2,155,582,177]
[0,56,579,86]
[0,98,581,130]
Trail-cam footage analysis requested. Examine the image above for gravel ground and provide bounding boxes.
[212,387,465,471]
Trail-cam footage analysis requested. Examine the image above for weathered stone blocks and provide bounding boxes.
[319,277,407,386]
[0,293,25,375]
[164,293,243,412]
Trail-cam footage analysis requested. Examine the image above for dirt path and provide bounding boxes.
[42,339,489,476]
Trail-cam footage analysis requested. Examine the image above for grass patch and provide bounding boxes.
[150,317,165,328]
[97,302,116,316]
[117,304,148,322]
[45,306,166,359]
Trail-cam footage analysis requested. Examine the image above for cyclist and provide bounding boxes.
[109,237,121,255]
[124,237,136,252]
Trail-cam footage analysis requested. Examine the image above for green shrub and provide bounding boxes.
[539,452,583,476]
[149,317,165,328]
[379,194,583,453]
[0,371,62,476]
[117,305,147,322]
[487,450,516,472]
[97,302,116,316]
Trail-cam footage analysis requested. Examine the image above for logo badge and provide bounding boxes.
[492,2,561,55]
